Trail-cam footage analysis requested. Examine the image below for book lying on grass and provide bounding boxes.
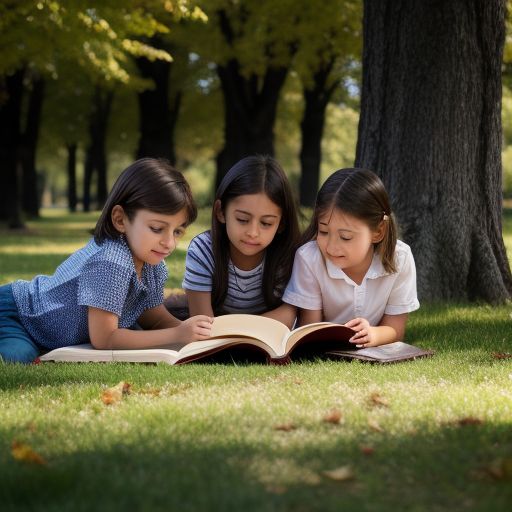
[326,342,434,363]
[38,314,432,365]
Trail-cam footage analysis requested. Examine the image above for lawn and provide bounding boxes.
[1,209,512,512]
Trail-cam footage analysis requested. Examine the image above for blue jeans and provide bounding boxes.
[0,284,40,363]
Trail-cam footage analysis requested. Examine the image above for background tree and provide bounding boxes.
[294,0,361,207]
[0,0,175,225]
[193,0,300,186]
[356,0,512,302]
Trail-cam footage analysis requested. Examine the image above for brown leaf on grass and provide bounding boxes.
[101,381,131,405]
[322,466,355,481]
[360,445,375,455]
[369,392,389,407]
[11,441,46,465]
[473,458,512,481]
[323,408,343,424]
[265,484,288,494]
[454,416,483,427]
[368,418,384,432]
[492,352,512,360]
[274,423,297,432]
[136,387,162,397]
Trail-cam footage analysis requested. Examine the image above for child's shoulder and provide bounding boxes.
[188,230,212,250]
[87,237,133,267]
[296,240,323,261]
[394,239,415,267]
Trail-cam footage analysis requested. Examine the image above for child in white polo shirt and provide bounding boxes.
[282,168,419,348]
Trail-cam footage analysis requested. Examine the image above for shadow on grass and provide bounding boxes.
[1,421,511,511]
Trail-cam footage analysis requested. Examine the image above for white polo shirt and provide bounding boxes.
[282,240,419,325]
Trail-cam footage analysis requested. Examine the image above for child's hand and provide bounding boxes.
[177,315,213,341]
[344,317,378,348]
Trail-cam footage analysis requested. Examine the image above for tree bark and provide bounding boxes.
[0,69,25,228]
[20,74,45,218]
[66,143,77,212]
[136,47,181,164]
[83,86,113,211]
[214,10,293,187]
[216,61,289,187]
[299,58,337,207]
[356,0,512,302]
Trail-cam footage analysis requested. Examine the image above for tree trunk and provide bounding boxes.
[20,74,45,218]
[66,143,77,212]
[215,61,289,188]
[0,69,25,228]
[136,49,181,164]
[356,0,512,302]
[214,10,292,187]
[83,86,113,211]
[299,59,337,207]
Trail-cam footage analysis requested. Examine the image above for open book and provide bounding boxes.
[38,314,432,365]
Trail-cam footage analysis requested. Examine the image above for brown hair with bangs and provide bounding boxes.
[302,168,398,273]
[94,158,197,243]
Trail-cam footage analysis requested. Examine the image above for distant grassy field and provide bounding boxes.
[0,208,511,511]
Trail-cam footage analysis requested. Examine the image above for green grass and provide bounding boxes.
[1,209,512,511]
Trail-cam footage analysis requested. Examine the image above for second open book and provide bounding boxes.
[39,314,433,365]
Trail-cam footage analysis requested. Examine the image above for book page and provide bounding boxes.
[176,336,278,361]
[351,342,430,360]
[207,314,290,356]
[284,323,355,353]
[39,344,114,362]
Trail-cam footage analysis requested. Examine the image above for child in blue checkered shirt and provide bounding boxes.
[0,158,213,363]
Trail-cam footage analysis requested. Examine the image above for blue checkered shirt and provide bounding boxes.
[11,237,168,349]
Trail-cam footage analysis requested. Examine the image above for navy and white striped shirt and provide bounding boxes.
[11,237,168,349]
[183,231,266,313]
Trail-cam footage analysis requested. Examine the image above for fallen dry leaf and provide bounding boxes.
[274,423,297,432]
[360,445,375,455]
[455,416,483,427]
[323,408,343,424]
[492,352,512,360]
[11,441,46,465]
[322,466,355,481]
[473,458,512,480]
[101,381,131,405]
[369,392,389,407]
[368,418,384,432]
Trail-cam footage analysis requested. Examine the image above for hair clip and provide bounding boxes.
[383,213,389,221]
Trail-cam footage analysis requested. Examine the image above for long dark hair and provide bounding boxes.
[94,158,197,243]
[302,168,398,273]
[211,155,300,314]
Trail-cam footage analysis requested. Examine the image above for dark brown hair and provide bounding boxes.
[94,158,197,243]
[211,155,300,314]
[302,168,398,273]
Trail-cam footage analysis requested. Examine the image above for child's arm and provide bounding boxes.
[345,313,408,347]
[186,290,214,317]
[296,308,323,326]
[262,303,297,329]
[88,306,213,350]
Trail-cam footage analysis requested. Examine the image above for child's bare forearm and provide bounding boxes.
[262,303,297,329]
[91,326,186,350]
[368,325,398,346]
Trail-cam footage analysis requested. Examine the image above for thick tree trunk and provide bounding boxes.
[66,143,77,212]
[215,61,288,188]
[20,75,45,218]
[83,86,113,211]
[214,10,292,187]
[356,0,512,302]
[299,60,337,207]
[136,50,181,164]
[0,69,25,228]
